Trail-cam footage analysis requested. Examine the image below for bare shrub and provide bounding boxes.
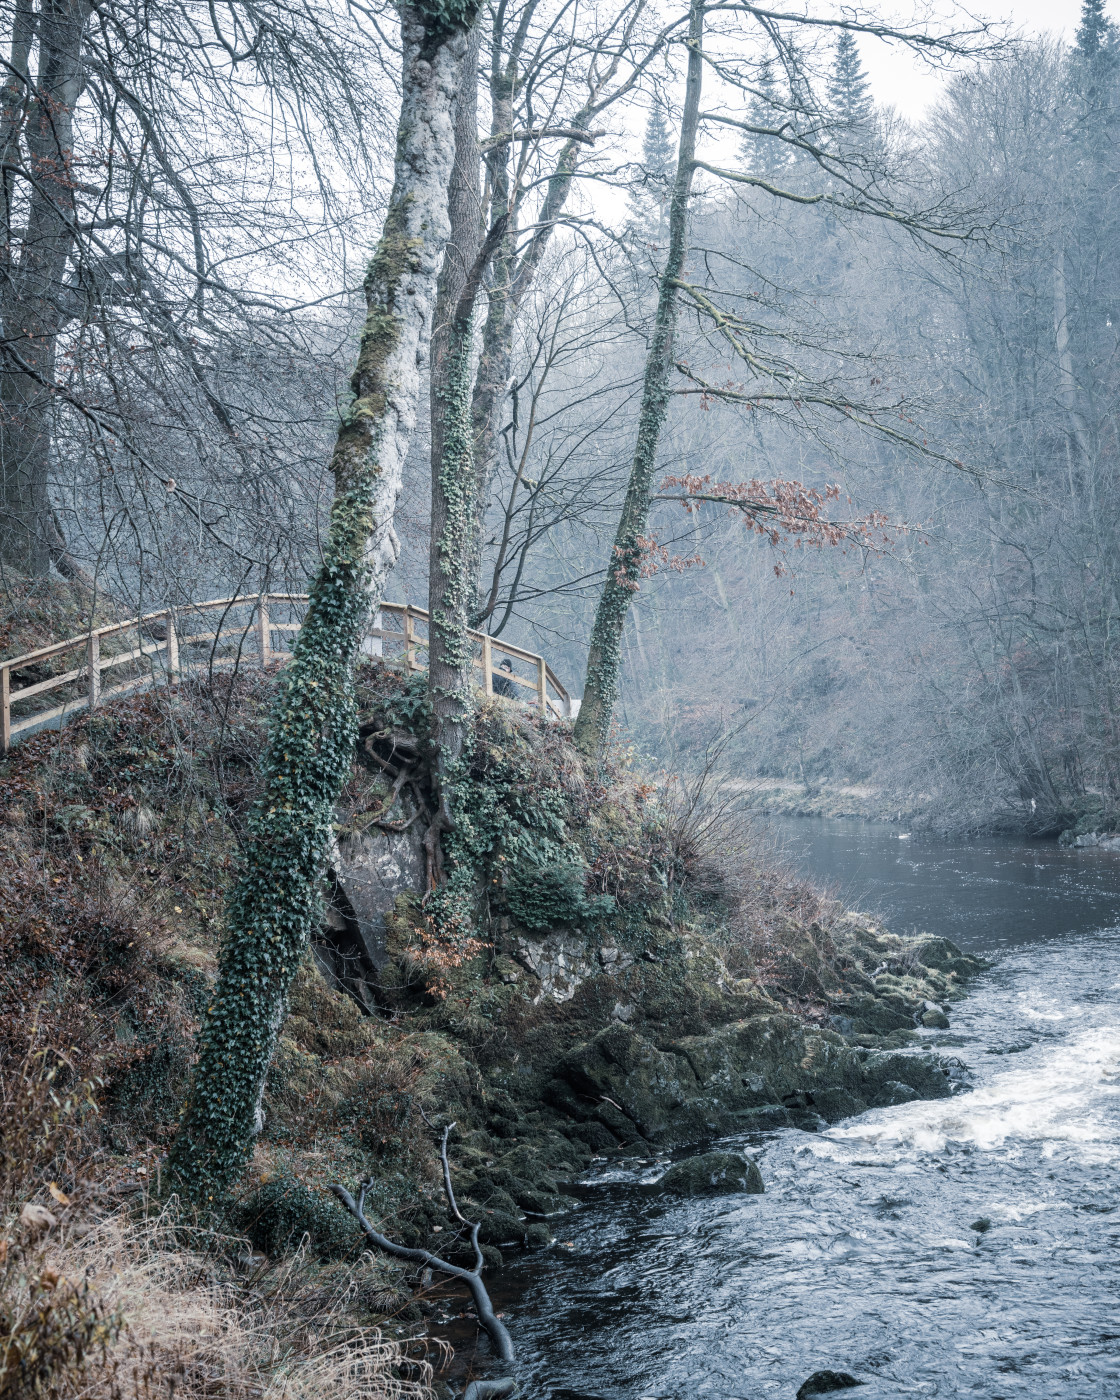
[656,737,842,988]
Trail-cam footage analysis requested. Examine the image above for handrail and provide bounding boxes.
[0,593,572,753]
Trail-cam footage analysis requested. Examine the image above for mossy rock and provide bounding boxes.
[233,1177,360,1260]
[657,1151,763,1197]
[810,1086,868,1122]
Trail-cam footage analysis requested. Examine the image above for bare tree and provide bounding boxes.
[573,1,1000,756]
[0,0,387,599]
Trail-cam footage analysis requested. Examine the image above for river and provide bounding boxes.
[491,820,1120,1399]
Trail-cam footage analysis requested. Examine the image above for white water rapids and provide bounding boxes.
[489,826,1120,1399]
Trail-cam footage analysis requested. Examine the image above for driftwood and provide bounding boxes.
[331,1124,517,1398]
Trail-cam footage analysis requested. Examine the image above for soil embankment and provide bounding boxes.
[0,660,983,1331]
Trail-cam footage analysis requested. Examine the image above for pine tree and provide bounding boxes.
[1075,0,1117,60]
[628,98,676,242]
[827,31,873,128]
[741,58,790,178]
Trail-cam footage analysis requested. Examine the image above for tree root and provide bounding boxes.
[331,1124,517,1393]
[463,1382,517,1400]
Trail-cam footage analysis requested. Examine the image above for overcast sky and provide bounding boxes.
[863,0,1113,118]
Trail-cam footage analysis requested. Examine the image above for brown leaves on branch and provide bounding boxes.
[612,537,705,591]
[650,473,901,576]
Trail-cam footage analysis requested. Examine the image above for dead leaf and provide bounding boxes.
[20,1203,57,1234]
[47,1182,71,1206]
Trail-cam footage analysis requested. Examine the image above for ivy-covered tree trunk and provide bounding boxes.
[572,0,703,757]
[428,24,483,827]
[167,0,477,1198]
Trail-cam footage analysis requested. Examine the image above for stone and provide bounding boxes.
[513,934,595,1003]
[862,1051,952,1101]
[796,1372,865,1398]
[921,1008,950,1029]
[810,1086,868,1122]
[333,825,425,968]
[523,1222,552,1247]
[474,1208,526,1246]
[547,1017,958,1148]
[871,1079,920,1108]
[656,1151,764,1197]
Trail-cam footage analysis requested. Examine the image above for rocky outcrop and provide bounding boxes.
[313,822,427,1009]
[544,1018,956,1149]
[1061,829,1120,851]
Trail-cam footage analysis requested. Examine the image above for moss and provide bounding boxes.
[232,1177,362,1261]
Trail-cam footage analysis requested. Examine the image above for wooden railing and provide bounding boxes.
[0,594,572,753]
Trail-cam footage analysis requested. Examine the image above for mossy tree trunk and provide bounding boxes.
[572,0,703,757]
[167,0,478,1198]
[428,25,483,828]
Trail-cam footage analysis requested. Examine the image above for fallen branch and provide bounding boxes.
[330,1124,516,1376]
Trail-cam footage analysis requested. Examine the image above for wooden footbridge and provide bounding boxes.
[0,594,572,753]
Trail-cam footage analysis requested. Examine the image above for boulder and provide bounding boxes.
[870,1079,920,1108]
[796,1372,865,1398]
[810,1086,868,1122]
[657,1151,764,1197]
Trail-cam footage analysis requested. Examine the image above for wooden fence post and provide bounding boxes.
[87,635,100,711]
[404,608,416,672]
[258,593,271,669]
[166,610,180,683]
[537,655,547,715]
[1,665,9,754]
[482,634,493,697]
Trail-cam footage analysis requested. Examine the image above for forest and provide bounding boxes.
[3,0,1117,835]
[1,1,1118,1398]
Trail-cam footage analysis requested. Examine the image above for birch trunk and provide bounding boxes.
[168,0,475,1196]
[573,0,703,756]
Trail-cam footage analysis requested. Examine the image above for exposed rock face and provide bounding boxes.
[545,1020,955,1148]
[315,823,426,1009]
[512,934,596,1003]
[1062,829,1120,850]
[657,1150,764,1196]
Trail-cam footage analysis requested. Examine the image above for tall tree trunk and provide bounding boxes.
[0,0,92,577]
[167,0,476,1198]
[428,22,483,831]
[466,125,589,619]
[1052,245,1092,490]
[573,0,703,756]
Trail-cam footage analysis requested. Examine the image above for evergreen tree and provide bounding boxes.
[628,98,676,242]
[624,98,677,245]
[641,99,675,186]
[741,58,790,178]
[827,31,874,128]
[1075,0,1117,61]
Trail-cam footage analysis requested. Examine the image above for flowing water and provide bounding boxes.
[490,821,1120,1399]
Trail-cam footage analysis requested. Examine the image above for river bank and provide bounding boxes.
[0,668,985,1377]
[492,912,1120,1399]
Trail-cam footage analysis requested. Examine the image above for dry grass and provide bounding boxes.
[0,1037,433,1400]
[1,1202,434,1400]
[48,1207,431,1400]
